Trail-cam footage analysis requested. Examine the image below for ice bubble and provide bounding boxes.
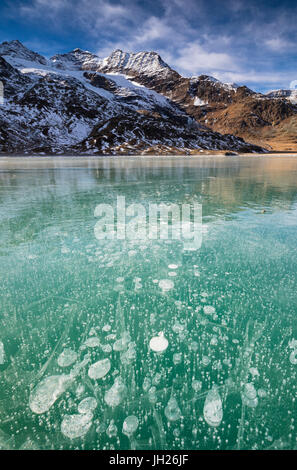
[288,339,297,349]
[242,383,258,408]
[104,378,127,408]
[159,279,174,292]
[210,336,218,346]
[249,367,260,377]
[57,349,77,368]
[120,342,136,365]
[88,358,111,380]
[61,412,93,439]
[106,334,116,342]
[243,383,257,400]
[102,324,111,332]
[134,278,142,290]
[168,272,177,277]
[289,350,297,365]
[203,306,216,315]
[113,339,126,352]
[165,397,182,421]
[192,380,202,392]
[173,428,180,438]
[0,341,5,365]
[142,377,151,392]
[149,332,169,352]
[203,386,223,427]
[78,397,97,414]
[128,250,137,257]
[173,353,182,365]
[101,344,112,353]
[106,420,118,438]
[168,264,178,270]
[172,322,185,334]
[84,337,100,348]
[153,372,162,385]
[202,356,211,367]
[257,389,267,398]
[29,374,72,414]
[189,341,199,352]
[122,415,139,436]
[148,386,157,404]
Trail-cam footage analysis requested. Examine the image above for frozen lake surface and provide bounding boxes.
[0,155,297,450]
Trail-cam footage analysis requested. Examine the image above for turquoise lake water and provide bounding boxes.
[0,156,296,450]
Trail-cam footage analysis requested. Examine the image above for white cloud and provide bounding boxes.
[171,43,237,74]
[16,0,133,30]
[133,16,174,44]
[213,70,297,89]
[264,37,293,52]
[3,0,297,92]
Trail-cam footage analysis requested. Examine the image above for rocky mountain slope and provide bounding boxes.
[0,40,284,154]
[93,49,297,151]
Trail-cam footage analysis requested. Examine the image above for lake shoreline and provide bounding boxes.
[1,153,297,170]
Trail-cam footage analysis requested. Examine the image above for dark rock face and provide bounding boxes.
[0,56,32,98]
[76,111,263,155]
[83,72,118,93]
[0,41,269,154]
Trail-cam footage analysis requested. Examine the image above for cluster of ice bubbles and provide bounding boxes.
[1,267,296,450]
[26,306,229,448]
[28,345,129,440]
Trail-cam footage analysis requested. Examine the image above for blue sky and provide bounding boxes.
[0,0,296,92]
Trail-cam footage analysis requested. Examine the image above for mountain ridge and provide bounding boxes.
[1,40,293,154]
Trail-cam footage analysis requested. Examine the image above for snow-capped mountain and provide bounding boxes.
[97,49,174,78]
[50,48,102,71]
[0,40,266,154]
[266,89,297,104]
[96,49,297,150]
[0,40,47,66]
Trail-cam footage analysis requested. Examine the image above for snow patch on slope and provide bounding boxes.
[194,97,208,106]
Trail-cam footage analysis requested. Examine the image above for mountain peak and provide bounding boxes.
[0,39,47,65]
[3,39,22,47]
[99,49,173,77]
[50,48,101,70]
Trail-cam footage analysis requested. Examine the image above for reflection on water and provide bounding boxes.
[0,156,297,450]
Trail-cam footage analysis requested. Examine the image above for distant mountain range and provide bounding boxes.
[0,40,295,155]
